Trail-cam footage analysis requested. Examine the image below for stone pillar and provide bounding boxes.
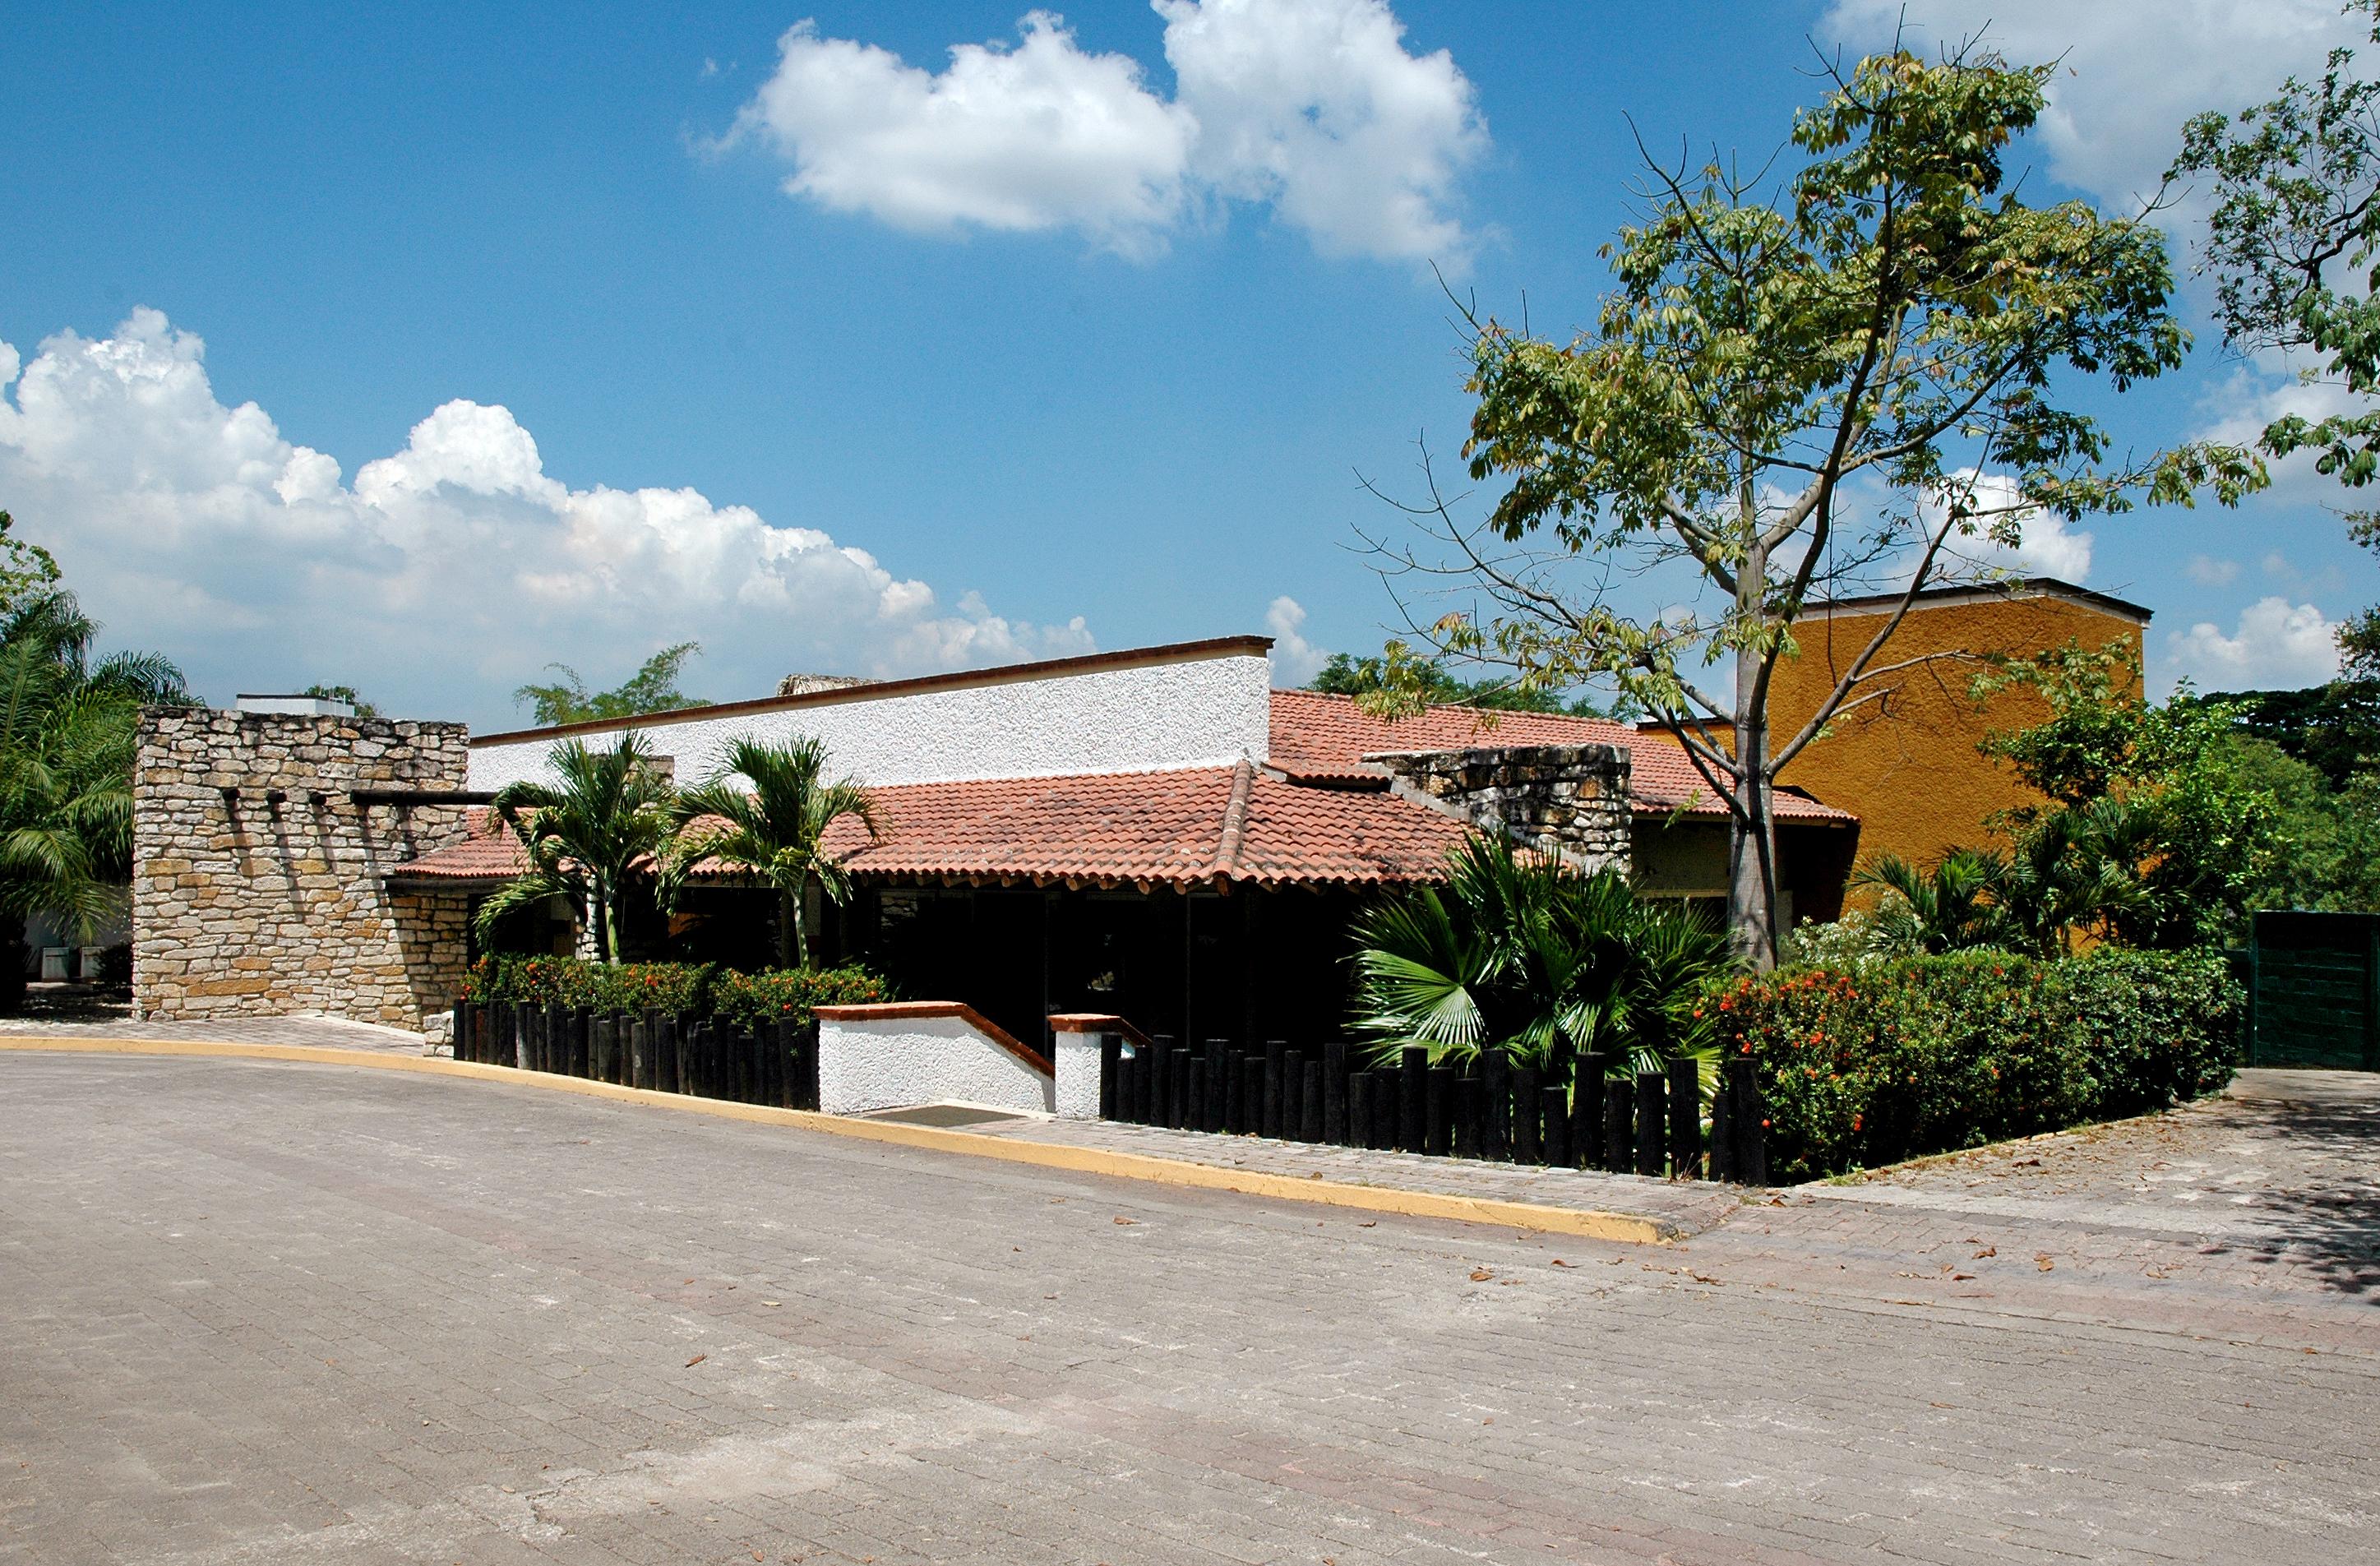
[132,709,478,1029]
[1363,743,1633,874]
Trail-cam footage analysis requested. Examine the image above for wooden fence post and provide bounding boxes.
[1575,1054,1609,1171]
[1300,1060,1324,1142]
[1322,1042,1349,1143]
[1666,1056,1701,1179]
[1222,1047,1245,1132]
[1512,1065,1542,1165]
[1425,1067,1453,1156]
[1393,1046,1424,1152]
[1260,1041,1283,1137]
[1155,1034,1181,1125]
[1710,1081,1735,1181]
[1726,1056,1768,1185]
[1453,1074,1484,1158]
[1098,1034,1121,1119]
[1281,1050,1305,1139]
[1187,1056,1208,1134]
[1541,1084,1571,1168]
[1602,1079,1632,1173]
[1481,1047,1512,1162]
[1634,1071,1666,1177]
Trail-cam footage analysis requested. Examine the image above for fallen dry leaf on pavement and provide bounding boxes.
[761,1300,782,1308]
[685,1354,707,1368]
[1470,1268,1495,1281]
[1112,1216,1137,1226]
[1973,1246,1997,1259]
[2036,1254,2054,1272]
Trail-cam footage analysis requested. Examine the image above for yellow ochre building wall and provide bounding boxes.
[1765,580,2148,908]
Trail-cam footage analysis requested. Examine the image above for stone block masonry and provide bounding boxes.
[1365,742,1633,874]
[132,709,479,1029]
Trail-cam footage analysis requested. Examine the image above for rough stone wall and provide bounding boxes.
[133,709,478,1028]
[1366,743,1633,874]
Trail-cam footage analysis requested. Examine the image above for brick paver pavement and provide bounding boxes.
[2,1052,2373,1565]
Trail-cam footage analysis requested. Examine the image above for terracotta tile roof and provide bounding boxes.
[816,762,1469,889]
[384,808,525,883]
[1265,689,1853,821]
[389,769,1473,891]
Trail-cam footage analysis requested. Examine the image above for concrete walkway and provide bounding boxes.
[0,1012,434,1054]
[964,1111,1749,1237]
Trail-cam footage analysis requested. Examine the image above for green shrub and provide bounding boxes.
[710,965,890,1031]
[458,955,888,1026]
[1703,949,2240,1181]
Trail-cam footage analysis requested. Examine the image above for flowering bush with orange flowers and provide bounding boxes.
[460,954,886,1026]
[1703,949,2239,1180]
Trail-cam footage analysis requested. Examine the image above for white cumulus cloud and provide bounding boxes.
[1820,0,2363,216]
[2166,595,2343,689]
[1264,594,1328,684]
[0,310,1095,723]
[723,0,1488,268]
[1925,469,2095,583]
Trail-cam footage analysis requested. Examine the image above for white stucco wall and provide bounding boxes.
[468,649,1273,792]
[817,1014,1054,1116]
[1051,1030,1107,1120]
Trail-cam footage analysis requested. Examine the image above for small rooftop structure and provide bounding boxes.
[233,693,355,717]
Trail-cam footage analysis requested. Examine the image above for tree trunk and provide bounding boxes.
[1729,516,1782,973]
[777,888,797,969]
[788,884,811,971]
[593,882,614,964]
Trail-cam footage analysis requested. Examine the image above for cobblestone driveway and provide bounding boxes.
[2,1054,2373,1565]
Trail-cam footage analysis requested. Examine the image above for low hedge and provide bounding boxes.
[459,955,890,1028]
[1703,949,2240,1182]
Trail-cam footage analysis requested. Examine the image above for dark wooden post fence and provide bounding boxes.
[1480,1047,1511,1162]
[1511,1065,1542,1166]
[1724,1056,1768,1185]
[1424,1066,1453,1156]
[1666,1056,1700,1179]
[1633,1071,1666,1177]
[1541,1083,1570,1168]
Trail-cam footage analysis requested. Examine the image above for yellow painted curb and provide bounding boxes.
[0,1037,1680,1244]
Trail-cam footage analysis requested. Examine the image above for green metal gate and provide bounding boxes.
[2248,910,2380,1070]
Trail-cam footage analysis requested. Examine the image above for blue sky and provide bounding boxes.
[2,0,2370,724]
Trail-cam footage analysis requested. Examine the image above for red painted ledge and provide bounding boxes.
[813,1002,1052,1077]
[1047,1013,1155,1051]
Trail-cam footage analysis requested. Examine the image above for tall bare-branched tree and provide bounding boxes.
[1363,45,2261,968]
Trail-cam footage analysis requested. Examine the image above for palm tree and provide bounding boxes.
[476,732,675,963]
[0,589,191,1012]
[1852,848,2018,956]
[1349,834,1734,1083]
[663,735,878,968]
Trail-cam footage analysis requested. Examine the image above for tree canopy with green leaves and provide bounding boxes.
[2174,2,2380,672]
[514,642,705,728]
[0,524,192,1009]
[1307,652,1606,717]
[1366,45,2258,970]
